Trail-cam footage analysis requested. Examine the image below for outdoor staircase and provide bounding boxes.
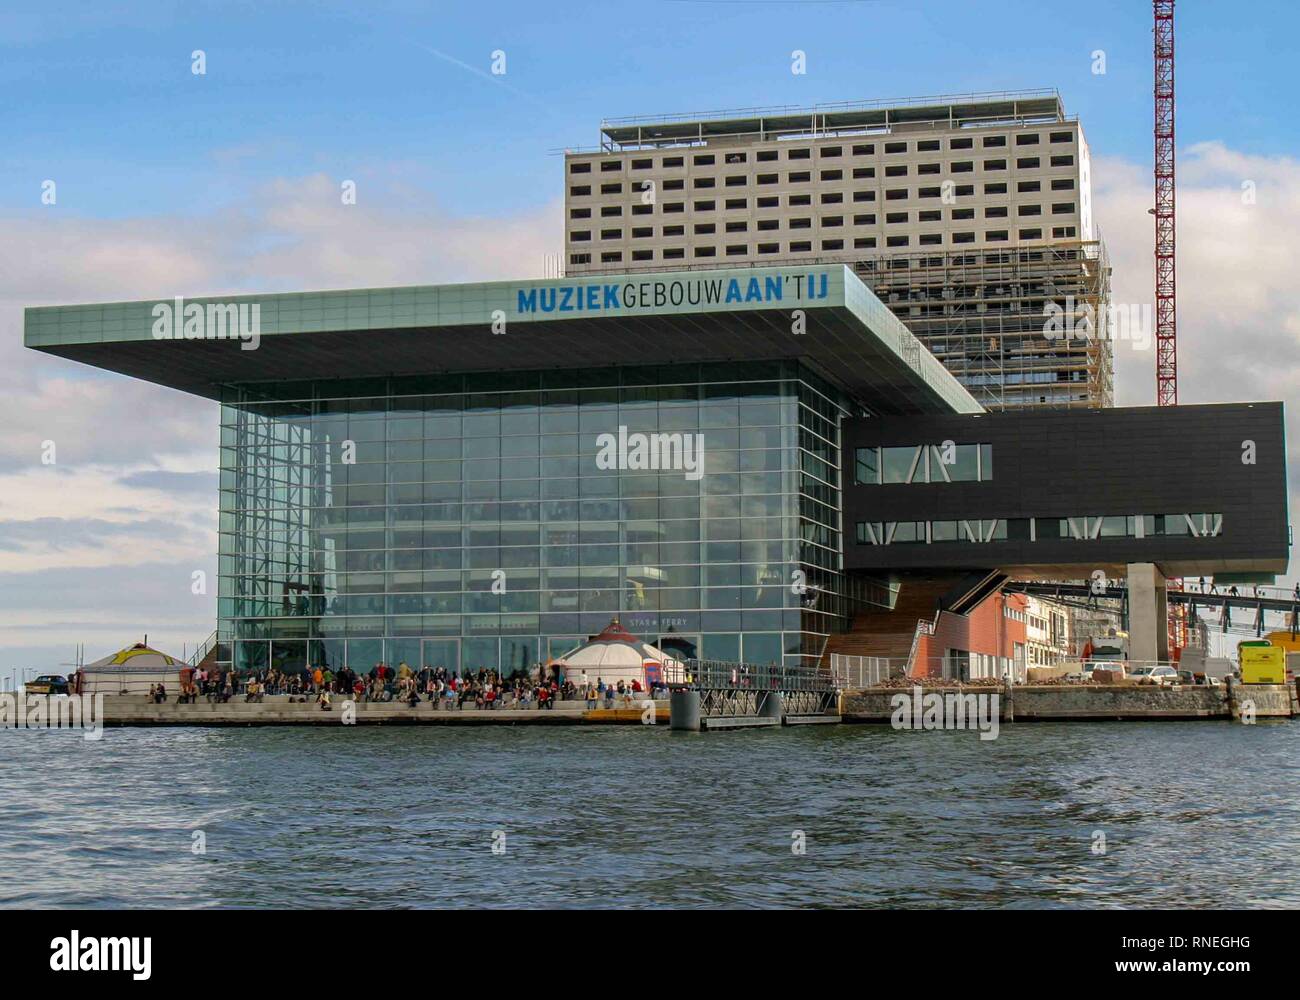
[822,575,963,665]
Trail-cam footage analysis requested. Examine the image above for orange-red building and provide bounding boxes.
[913,591,1029,680]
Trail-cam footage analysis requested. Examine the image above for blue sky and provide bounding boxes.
[1,0,1293,222]
[1,0,1297,671]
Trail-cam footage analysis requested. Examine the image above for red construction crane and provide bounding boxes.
[1153,0,1178,405]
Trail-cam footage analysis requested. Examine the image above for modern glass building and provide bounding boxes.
[25,264,982,675]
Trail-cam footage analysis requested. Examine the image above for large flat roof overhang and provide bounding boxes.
[25,265,981,416]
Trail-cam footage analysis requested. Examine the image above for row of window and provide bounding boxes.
[570,160,1075,197]
[853,444,993,485]
[569,131,1077,173]
[568,181,1077,217]
[567,228,1080,265]
[855,514,1225,546]
[570,200,1076,227]
[574,215,1072,242]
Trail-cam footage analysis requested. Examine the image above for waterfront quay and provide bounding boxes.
[86,694,671,727]
[33,680,1299,728]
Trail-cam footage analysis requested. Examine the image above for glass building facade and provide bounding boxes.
[219,360,885,677]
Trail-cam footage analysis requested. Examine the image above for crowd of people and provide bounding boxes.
[166,662,667,710]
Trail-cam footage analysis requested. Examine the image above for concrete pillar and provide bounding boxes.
[1127,562,1169,663]
[759,690,784,721]
[669,688,701,731]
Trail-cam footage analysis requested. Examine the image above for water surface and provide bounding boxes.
[1,720,1296,907]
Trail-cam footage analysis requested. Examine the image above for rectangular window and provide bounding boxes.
[983,135,1007,148]
[950,137,973,150]
[600,183,622,194]
[1017,157,1040,169]
[788,148,811,160]
[885,141,907,154]
[1050,154,1075,167]
[853,143,875,155]
[853,166,876,179]
[1016,133,1040,146]
[881,446,918,484]
[570,162,592,174]
[693,154,715,166]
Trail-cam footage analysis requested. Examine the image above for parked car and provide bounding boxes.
[1068,660,1127,682]
[24,674,68,695]
[1131,665,1178,686]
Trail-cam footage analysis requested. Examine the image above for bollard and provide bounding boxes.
[759,690,784,722]
[669,687,701,732]
[1224,675,1239,719]
[1002,678,1014,723]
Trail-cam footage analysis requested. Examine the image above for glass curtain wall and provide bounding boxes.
[217,361,875,676]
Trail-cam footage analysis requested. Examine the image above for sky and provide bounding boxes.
[1,0,1298,673]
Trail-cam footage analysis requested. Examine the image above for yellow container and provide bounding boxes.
[1240,645,1286,684]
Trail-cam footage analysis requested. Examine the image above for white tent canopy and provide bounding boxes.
[555,618,679,688]
[79,642,185,695]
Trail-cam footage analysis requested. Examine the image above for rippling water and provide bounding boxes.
[1,720,1297,908]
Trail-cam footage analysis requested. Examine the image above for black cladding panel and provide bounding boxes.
[841,402,1290,576]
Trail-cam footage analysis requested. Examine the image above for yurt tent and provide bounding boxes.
[555,618,680,688]
[79,642,185,695]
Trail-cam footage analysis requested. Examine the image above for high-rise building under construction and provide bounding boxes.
[563,90,1113,410]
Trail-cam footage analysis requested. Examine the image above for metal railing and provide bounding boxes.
[829,654,894,688]
[665,658,837,692]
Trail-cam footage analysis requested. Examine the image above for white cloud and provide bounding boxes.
[0,173,560,668]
